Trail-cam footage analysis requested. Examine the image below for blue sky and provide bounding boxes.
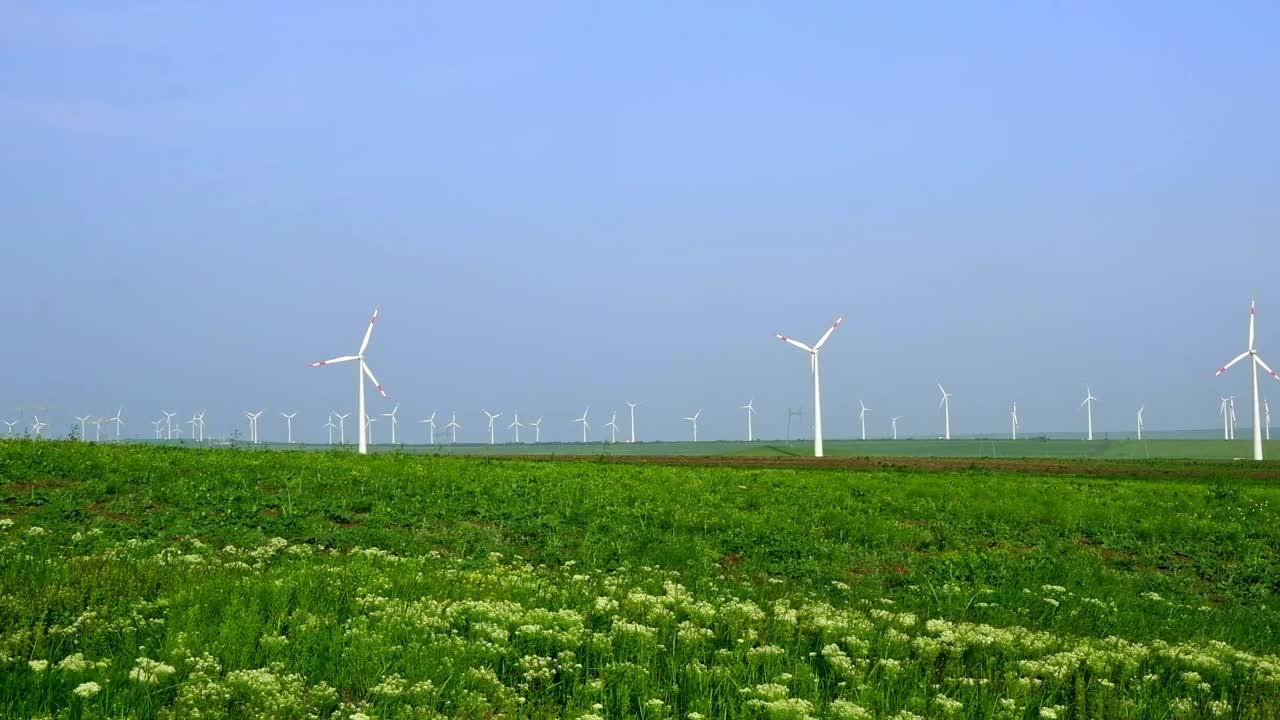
[2,2,1278,442]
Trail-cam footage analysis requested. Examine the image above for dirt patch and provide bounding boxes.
[7,477,73,493]
[87,502,132,523]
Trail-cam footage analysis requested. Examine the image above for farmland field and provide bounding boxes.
[1,441,1278,719]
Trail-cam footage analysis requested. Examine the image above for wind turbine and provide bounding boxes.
[605,411,619,443]
[741,399,757,441]
[151,419,163,440]
[446,412,461,443]
[162,410,176,441]
[1218,397,1232,440]
[92,417,103,442]
[483,410,502,445]
[937,384,953,440]
[32,416,47,438]
[1230,397,1238,440]
[626,401,638,443]
[281,412,297,444]
[308,306,391,455]
[1216,300,1280,460]
[776,316,843,457]
[858,401,871,441]
[383,404,399,444]
[1137,405,1145,440]
[334,412,350,445]
[684,410,701,442]
[419,411,437,444]
[364,414,377,444]
[74,415,91,442]
[186,415,198,439]
[1080,387,1098,441]
[196,411,206,442]
[891,416,901,440]
[106,408,124,441]
[1010,402,1019,441]
[1266,398,1272,441]
[573,407,590,442]
[245,411,264,443]
[529,416,542,443]
[508,411,524,443]
[3,420,17,437]
[323,415,337,445]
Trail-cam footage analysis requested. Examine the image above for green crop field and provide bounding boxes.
[1,441,1278,719]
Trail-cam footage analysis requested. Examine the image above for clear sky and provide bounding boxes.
[2,2,1278,443]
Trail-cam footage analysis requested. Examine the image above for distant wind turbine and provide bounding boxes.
[574,407,590,442]
[1230,397,1238,440]
[626,401,638,443]
[508,411,524,443]
[2,420,17,437]
[334,412,350,445]
[1218,396,1232,440]
[281,412,297,444]
[186,415,198,439]
[32,416,47,438]
[92,417,103,442]
[891,416,901,441]
[1266,398,1272,441]
[1010,402,1019,441]
[1081,387,1098,441]
[323,415,337,445]
[1137,405,1145,440]
[162,410,176,441]
[308,306,391,455]
[196,411,206,442]
[529,416,542,443]
[364,414,377,444]
[777,316,843,457]
[106,408,124,441]
[858,401,871,441]
[1215,300,1280,460]
[245,410,264,444]
[383,404,399,444]
[741,399,757,441]
[684,409,701,442]
[605,411,619,443]
[419,411,437,444]
[74,415,91,442]
[937,384,953,440]
[483,410,502,445]
[151,419,163,440]
[446,412,461,443]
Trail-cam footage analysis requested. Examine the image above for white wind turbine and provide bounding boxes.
[245,410,264,443]
[1230,396,1238,440]
[151,419,163,440]
[446,412,461,443]
[1216,300,1280,460]
[1080,387,1098,441]
[626,401,638,443]
[308,306,391,455]
[32,416,47,438]
[1137,405,1145,440]
[323,415,337,445]
[1010,402,1019,440]
[162,410,176,441]
[891,416,901,440]
[574,407,590,442]
[92,417,104,442]
[529,416,542,443]
[334,412,350,445]
[937,384,953,440]
[508,411,524,443]
[3,420,18,437]
[383,404,399,444]
[858,401,871,441]
[483,410,502,445]
[777,316,843,458]
[364,414,377,444]
[684,409,701,442]
[106,408,124,441]
[1218,397,1231,440]
[281,412,297,444]
[1266,398,1272,441]
[419,411,437,444]
[741,399,757,441]
[186,415,198,439]
[605,411,619,443]
[74,415,91,442]
[196,411,206,442]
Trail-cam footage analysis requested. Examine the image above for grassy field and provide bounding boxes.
[173,437,1280,461]
[1,441,1278,718]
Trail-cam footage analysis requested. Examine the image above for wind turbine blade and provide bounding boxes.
[358,306,380,356]
[1255,354,1280,379]
[813,317,844,351]
[362,362,389,398]
[1249,300,1256,350]
[1216,352,1251,375]
[777,335,814,353]
[310,355,359,366]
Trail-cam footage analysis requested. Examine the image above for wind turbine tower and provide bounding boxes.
[1081,387,1098,441]
[281,412,297,444]
[741,399,757,441]
[483,410,502,445]
[626,401,638,443]
[937,384,953,440]
[858,401,870,441]
[308,306,391,455]
[777,316,843,457]
[1215,300,1280,460]
[684,410,701,442]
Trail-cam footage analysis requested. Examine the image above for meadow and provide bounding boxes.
[1,441,1278,719]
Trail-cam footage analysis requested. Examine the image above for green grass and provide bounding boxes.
[1,441,1278,718]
